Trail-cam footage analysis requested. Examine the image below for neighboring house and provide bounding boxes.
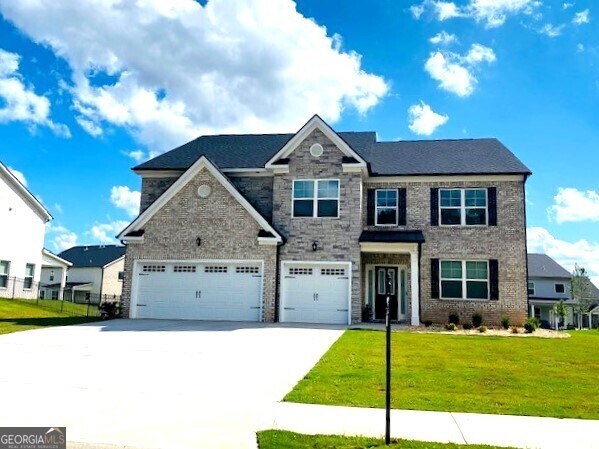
[117,115,531,326]
[528,253,599,329]
[41,245,125,303]
[0,161,70,299]
[527,253,575,328]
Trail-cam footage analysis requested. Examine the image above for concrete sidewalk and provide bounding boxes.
[267,402,599,449]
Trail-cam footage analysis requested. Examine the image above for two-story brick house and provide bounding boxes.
[117,115,531,326]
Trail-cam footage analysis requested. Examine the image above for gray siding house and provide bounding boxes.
[118,115,531,326]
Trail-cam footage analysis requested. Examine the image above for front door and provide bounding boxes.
[375,266,398,320]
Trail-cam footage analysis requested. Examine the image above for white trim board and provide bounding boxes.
[42,249,72,267]
[117,156,282,244]
[265,115,367,169]
[0,161,52,222]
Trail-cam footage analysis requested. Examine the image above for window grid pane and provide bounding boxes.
[441,261,462,279]
[293,199,314,217]
[293,180,314,199]
[440,189,462,207]
[465,189,486,207]
[466,261,488,280]
[0,261,8,275]
[467,281,488,299]
[317,180,339,199]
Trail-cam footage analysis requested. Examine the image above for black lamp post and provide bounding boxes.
[385,272,392,445]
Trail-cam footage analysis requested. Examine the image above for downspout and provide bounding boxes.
[523,173,531,322]
[274,243,281,323]
[418,241,422,325]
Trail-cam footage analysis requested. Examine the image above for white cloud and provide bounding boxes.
[75,116,103,137]
[110,186,141,218]
[414,0,540,28]
[429,31,458,45]
[124,150,147,164]
[549,188,599,223]
[0,48,70,137]
[573,9,590,25]
[8,166,27,187]
[527,227,599,286]
[0,0,388,153]
[433,1,463,20]
[410,4,425,19]
[563,3,575,10]
[424,44,495,96]
[538,24,565,37]
[89,220,129,245]
[464,43,497,64]
[408,101,448,135]
[577,43,585,53]
[46,223,78,252]
[53,203,63,214]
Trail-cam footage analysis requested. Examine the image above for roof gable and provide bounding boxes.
[265,115,366,168]
[0,161,52,222]
[118,156,282,243]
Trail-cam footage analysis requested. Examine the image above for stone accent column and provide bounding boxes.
[410,250,420,326]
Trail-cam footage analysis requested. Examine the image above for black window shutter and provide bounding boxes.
[431,258,440,299]
[367,189,376,226]
[430,188,439,226]
[488,187,497,226]
[489,259,499,300]
[397,188,407,226]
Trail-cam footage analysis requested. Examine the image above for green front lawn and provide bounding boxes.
[285,330,599,419]
[257,431,516,449]
[0,298,100,335]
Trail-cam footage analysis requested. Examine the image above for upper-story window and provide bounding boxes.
[528,281,535,295]
[439,188,487,226]
[24,263,35,289]
[555,283,565,294]
[292,180,339,218]
[0,261,9,288]
[376,189,398,226]
[49,270,55,282]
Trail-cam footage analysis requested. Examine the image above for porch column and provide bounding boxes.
[410,250,420,326]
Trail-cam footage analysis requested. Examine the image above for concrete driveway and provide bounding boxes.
[0,320,345,449]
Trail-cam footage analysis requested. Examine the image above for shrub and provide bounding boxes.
[501,316,511,330]
[445,323,457,331]
[566,324,576,330]
[510,326,519,334]
[479,325,488,333]
[423,320,433,327]
[524,317,538,334]
[472,313,483,328]
[462,323,473,330]
[448,313,460,325]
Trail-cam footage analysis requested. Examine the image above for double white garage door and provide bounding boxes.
[133,260,351,324]
[134,261,263,321]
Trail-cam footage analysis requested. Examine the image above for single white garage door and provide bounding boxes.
[134,261,262,321]
[281,262,350,324]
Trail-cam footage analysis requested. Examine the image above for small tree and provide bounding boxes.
[553,299,567,330]
[570,265,593,329]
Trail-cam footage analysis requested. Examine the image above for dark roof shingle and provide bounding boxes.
[59,245,125,268]
[134,132,530,176]
[527,254,572,279]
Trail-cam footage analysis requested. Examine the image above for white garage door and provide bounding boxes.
[281,262,350,324]
[134,261,262,321]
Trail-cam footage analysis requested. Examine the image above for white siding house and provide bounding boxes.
[0,161,69,299]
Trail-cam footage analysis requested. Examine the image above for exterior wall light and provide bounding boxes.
[196,237,202,247]
[312,241,318,252]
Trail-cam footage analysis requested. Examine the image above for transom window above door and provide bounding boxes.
[439,188,487,226]
[376,189,398,225]
[293,179,339,218]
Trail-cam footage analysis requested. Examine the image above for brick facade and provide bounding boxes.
[121,168,277,321]
[272,129,363,323]
[125,126,528,327]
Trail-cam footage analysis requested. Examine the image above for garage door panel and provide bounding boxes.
[135,262,262,321]
[282,262,350,325]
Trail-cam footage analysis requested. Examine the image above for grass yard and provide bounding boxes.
[285,330,599,419]
[0,298,100,335]
[257,430,516,449]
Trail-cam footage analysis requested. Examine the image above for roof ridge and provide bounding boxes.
[376,138,498,143]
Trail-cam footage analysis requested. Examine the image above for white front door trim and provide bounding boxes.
[364,263,408,321]
[279,260,352,325]
[130,259,264,321]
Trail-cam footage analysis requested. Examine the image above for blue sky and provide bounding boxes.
[0,0,597,282]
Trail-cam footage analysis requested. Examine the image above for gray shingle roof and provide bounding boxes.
[527,254,572,279]
[59,245,125,268]
[134,132,530,176]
